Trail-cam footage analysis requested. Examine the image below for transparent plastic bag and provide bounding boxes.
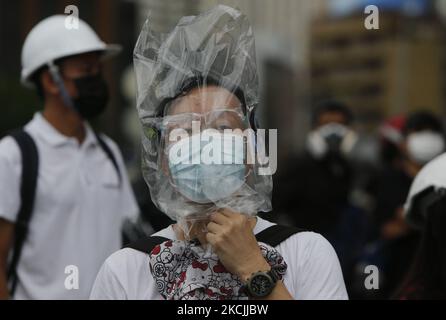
[133,5,272,236]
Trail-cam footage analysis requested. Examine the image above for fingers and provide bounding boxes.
[219,208,238,218]
[205,231,218,246]
[211,208,243,222]
[206,221,222,234]
[209,211,230,225]
[205,228,228,250]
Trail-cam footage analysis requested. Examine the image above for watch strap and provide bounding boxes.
[268,266,280,283]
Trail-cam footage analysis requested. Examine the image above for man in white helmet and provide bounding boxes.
[0,15,139,299]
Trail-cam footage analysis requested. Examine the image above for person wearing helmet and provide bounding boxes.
[378,111,445,243]
[355,111,445,299]
[394,137,446,299]
[0,16,139,299]
[90,6,348,300]
[371,112,444,238]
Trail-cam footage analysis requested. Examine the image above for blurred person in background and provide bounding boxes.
[369,112,444,240]
[401,111,445,177]
[274,100,370,294]
[395,142,446,299]
[354,111,445,299]
[275,100,358,237]
[0,16,139,299]
[369,115,408,239]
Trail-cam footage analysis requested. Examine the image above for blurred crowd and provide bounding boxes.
[273,101,446,299]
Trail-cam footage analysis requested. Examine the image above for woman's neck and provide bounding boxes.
[43,101,86,145]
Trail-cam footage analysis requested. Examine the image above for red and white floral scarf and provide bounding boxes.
[148,239,287,300]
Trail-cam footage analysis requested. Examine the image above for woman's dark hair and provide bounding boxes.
[403,111,444,137]
[158,75,257,131]
[158,75,247,117]
[394,203,446,299]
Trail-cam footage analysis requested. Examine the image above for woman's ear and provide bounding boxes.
[40,70,59,96]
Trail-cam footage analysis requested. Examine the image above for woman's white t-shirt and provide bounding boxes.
[90,217,348,300]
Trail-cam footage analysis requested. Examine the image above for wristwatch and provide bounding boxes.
[244,267,280,298]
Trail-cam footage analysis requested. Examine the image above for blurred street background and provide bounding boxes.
[2,0,446,170]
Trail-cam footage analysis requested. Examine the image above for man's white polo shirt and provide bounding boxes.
[0,113,139,300]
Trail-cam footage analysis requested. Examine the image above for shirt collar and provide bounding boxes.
[29,112,98,148]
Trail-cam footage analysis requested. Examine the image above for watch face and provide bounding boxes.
[249,273,274,297]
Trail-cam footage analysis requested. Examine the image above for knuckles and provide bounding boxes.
[207,212,252,249]
[211,236,224,249]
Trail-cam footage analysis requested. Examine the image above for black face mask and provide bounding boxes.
[72,74,109,119]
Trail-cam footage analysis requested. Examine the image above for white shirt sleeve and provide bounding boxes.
[90,248,158,300]
[293,232,348,300]
[0,137,22,223]
[90,256,128,300]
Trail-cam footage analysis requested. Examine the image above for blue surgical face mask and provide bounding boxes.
[167,132,246,204]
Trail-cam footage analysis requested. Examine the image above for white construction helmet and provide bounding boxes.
[404,152,446,227]
[21,15,121,88]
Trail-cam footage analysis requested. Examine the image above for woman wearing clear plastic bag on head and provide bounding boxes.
[90,5,348,300]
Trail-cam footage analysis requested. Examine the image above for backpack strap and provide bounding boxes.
[126,225,305,254]
[125,236,169,254]
[7,129,39,297]
[255,225,306,247]
[94,132,122,187]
